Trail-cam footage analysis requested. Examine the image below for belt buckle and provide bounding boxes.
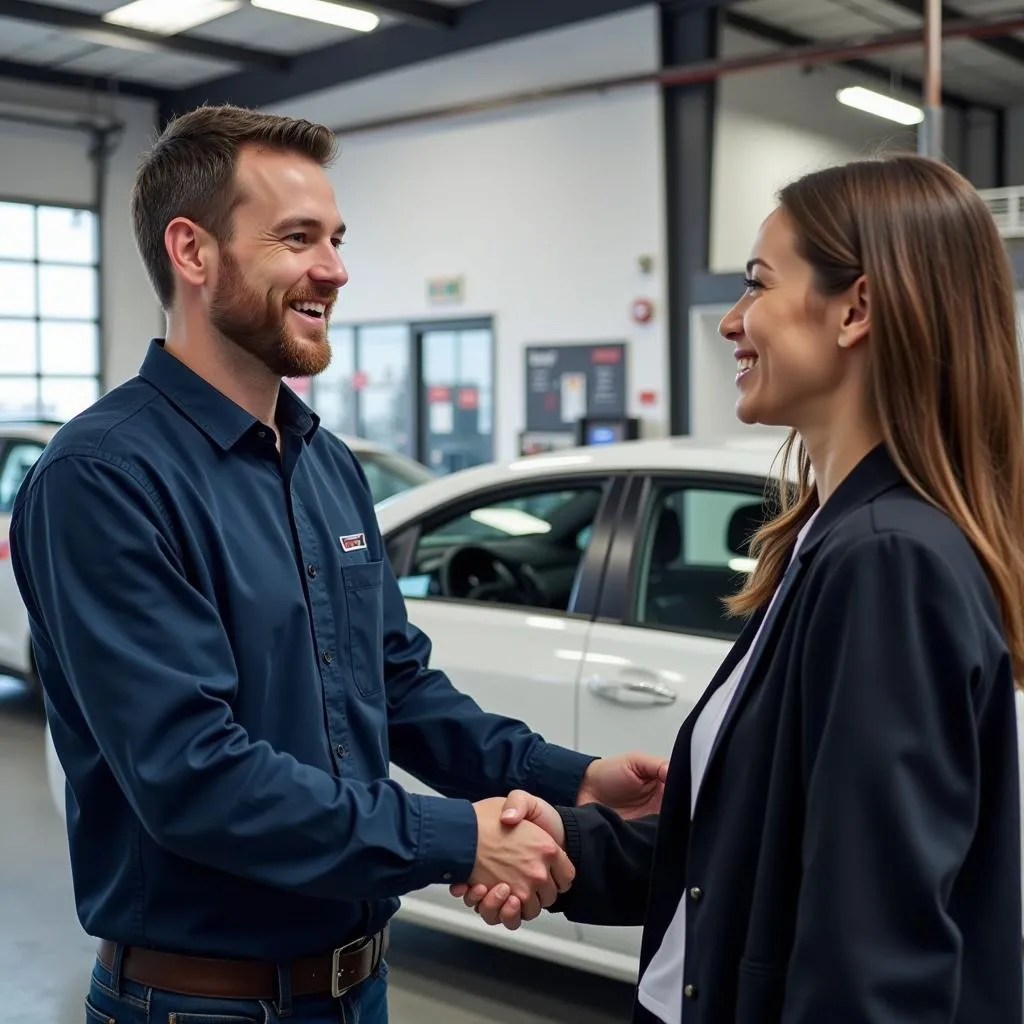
[330,934,370,999]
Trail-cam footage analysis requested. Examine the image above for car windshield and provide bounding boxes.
[355,449,434,505]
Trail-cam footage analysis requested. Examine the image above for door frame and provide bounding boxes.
[411,316,496,469]
[594,470,772,628]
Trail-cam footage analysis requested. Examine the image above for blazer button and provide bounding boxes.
[689,887,703,902]
[684,984,698,1000]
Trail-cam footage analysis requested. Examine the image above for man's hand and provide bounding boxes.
[576,752,668,819]
[466,796,574,928]
[454,791,566,930]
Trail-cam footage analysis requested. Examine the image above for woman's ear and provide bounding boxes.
[838,275,870,349]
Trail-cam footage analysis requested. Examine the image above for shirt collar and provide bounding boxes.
[139,339,320,451]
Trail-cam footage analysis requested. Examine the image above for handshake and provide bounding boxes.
[456,790,570,931]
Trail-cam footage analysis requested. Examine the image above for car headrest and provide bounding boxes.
[727,502,765,556]
[652,506,682,564]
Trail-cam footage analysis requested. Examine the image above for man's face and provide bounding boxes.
[207,145,348,379]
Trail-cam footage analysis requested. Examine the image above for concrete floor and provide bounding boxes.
[0,681,635,1024]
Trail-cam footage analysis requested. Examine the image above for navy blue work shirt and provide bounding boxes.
[11,339,595,961]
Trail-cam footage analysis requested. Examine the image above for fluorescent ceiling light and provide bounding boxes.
[836,86,924,126]
[103,0,242,34]
[250,0,380,31]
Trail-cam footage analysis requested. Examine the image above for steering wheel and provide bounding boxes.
[438,544,545,607]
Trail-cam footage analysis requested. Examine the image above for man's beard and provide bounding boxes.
[209,251,334,379]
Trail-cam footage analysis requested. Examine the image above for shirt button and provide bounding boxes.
[335,744,346,758]
[322,650,333,664]
[307,564,318,579]
[689,887,703,902]
[684,984,698,1000]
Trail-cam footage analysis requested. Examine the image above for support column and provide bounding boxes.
[918,0,943,158]
[661,1,719,436]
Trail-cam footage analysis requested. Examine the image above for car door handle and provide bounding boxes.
[587,675,678,707]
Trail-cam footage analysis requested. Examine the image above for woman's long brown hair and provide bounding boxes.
[725,155,1024,687]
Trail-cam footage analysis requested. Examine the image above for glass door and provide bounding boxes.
[356,324,414,457]
[417,321,494,474]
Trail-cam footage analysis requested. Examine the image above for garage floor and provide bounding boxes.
[0,682,635,1024]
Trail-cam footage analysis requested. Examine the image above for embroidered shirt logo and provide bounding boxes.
[340,532,367,552]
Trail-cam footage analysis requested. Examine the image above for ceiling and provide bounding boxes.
[0,0,1022,113]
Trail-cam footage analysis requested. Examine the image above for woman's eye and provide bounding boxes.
[743,276,763,294]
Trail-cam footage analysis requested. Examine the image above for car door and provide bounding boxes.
[383,472,627,941]
[0,438,46,676]
[574,471,769,962]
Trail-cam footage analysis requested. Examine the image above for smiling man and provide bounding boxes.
[9,105,666,1024]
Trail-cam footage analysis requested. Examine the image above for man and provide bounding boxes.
[10,105,665,1024]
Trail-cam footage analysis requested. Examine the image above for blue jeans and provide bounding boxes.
[85,948,389,1024]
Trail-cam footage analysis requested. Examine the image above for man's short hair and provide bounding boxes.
[131,104,338,309]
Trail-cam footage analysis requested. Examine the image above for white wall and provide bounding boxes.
[266,7,668,461]
[0,80,161,390]
[710,26,965,272]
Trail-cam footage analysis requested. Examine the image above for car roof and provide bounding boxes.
[375,433,790,528]
[0,421,61,443]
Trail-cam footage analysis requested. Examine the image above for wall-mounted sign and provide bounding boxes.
[427,275,465,305]
[525,342,628,433]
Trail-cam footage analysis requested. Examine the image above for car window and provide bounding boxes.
[355,449,434,505]
[0,441,45,515]
[632,483,767,640]
[399,484,605,613]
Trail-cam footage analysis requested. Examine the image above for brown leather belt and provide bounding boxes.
[97,926,388,1001]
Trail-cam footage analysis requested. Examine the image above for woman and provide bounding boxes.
[454,155,1024,1023]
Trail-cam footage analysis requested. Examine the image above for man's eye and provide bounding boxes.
[287,233,306,244]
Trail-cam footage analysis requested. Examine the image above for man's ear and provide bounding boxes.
[164,217,216,291]
[838,275,870,349]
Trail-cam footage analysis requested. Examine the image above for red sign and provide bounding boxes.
[639,390,658,407]
[427,386,451,403]
[0,538,8,561]
[352,370,369,391]
[591,347,623,364]
[458,387,479,410]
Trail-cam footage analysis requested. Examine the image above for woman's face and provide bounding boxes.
[718,208,867,431]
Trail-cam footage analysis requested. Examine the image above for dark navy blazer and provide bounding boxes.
[555,444,1023,1024]
[10,339,594,961]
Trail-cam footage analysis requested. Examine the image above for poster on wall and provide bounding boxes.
[524,342,628,432]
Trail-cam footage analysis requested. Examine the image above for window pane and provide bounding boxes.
[633,486,767,639]
[0,442,44,514]
[0,320,38,374]
[38,265,97,320]
[0,377,39,417]
[314,326,357,435]
[37,206,97,265]
[0,203,35,260]
[40,377,98,421]
[40,321,100,376]
[406,485,605,612]
[0,262,37,316]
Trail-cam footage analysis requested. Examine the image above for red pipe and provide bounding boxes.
[332,11,1024,137]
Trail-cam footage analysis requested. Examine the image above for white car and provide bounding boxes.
[1,427,432,696]
[45,434,784,981]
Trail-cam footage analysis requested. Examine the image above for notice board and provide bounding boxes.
[525,342,628,432]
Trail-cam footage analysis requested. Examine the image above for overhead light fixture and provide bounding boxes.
[250,0,380,32]
[102,0,243,34]
[836,86,924,126]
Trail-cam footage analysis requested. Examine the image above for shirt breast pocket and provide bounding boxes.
[341,558,385,698]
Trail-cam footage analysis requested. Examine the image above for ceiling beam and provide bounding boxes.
[0,54,168,100]
[346,1,460,28]
[882,0,1024,69]
[725,9,998,112]
[0,0,292,71]
[165,0,651,116]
